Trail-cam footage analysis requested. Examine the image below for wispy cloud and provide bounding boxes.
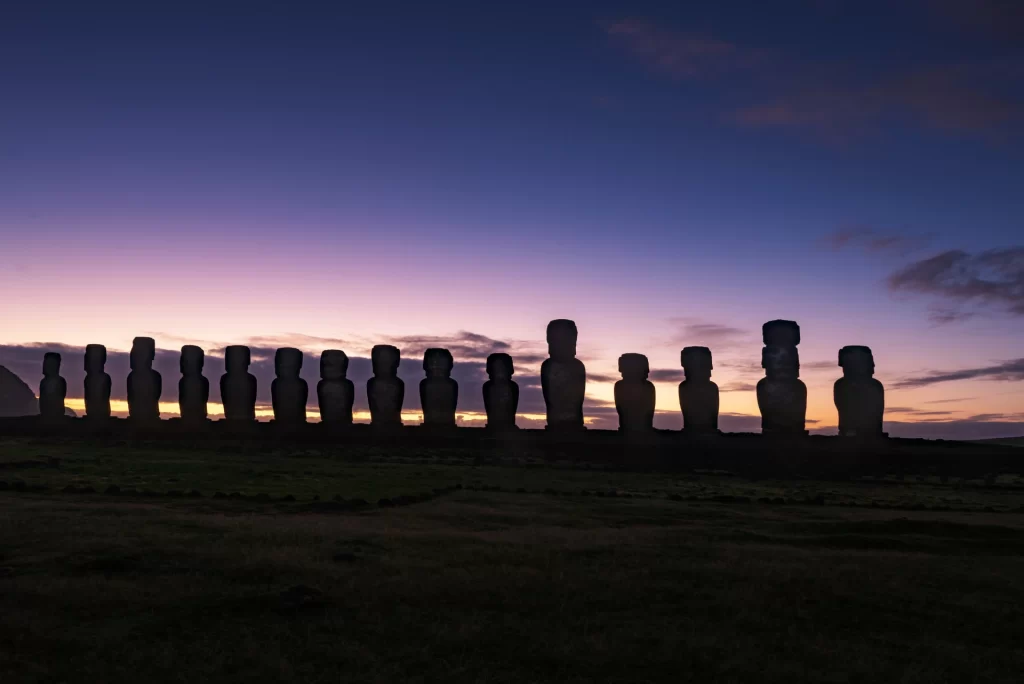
[821,226,932,256]
[893,358,1024,389]
[667,318,752,351]
[887,247,1024,317]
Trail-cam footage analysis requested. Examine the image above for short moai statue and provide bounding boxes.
[39,352,67,421]
[127,336,161,423]
[834,345,885,437]
[483,353,519,430]
[178,345,209,423]
[221,346,257,421]
[368,345,404,427]
[541,319,586,431]
[679,346,719,433]
[84,344,111,420]
[271,347,307,424]
[614,353,655,432]
[756,320,807,435]
[420,348,458,427]
[318,350,354,426]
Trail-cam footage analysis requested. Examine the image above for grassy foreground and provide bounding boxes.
[1,438,1024,683]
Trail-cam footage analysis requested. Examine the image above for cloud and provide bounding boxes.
[668,318,751,350]
[821,227,932,255]
[883,418,1024,440]
[649,368,683,383]
[927,307,978,325]
[893,358,1024,389]
[884,406,955,417]
[719,382,757,393]
[925,0,1024,42]
[887,247,1024,317]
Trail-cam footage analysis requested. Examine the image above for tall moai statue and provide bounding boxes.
[271,347,307,424]
[127,336,161,423]
[178,345,209,423]
[614,353,655,432]
[318,350,354,426]
[39,352,67,421]
[834,345,885,437]
[756,320,807,435]
[84,344,111,420]
[420,348,458,427]
[368,344,404,427]
[221,346,257,421]
[679,346,719,433]
[483,352,518,430]
[541,319,586,431]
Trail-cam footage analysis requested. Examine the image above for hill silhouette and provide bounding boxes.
[0,365,38,417]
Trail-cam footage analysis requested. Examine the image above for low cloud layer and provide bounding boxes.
[888,248,1024,318]
[893,358,1024,389]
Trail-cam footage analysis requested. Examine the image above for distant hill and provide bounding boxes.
[969,437,1024,448]
[0,365,38,417]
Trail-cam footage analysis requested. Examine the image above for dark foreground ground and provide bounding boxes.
[1,438,1023,683]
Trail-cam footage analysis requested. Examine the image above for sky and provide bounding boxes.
[1,0,1022,436]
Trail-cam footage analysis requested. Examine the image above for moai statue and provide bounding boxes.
[420,348,458,427]
[614,353,655,432]
[483,352,519,430]
[271,347,307,424]
[834,345,885,437]
[127,336,161,422]
[541,319,586,431]
[368,344,404,427]
[83,344,111,420]
[756,320,807,435]
[178,345,209,423]
[221,345,257,421]
[679,346,719,433]
[39,352,67,421]
[318,350,354,425]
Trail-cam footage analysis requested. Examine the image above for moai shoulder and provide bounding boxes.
[483,352,518,430]
[614,353,655,432]
[420,348,458,427]
[318,350,354,425]
[127,336,161,422]
[679,346,719,433]
[84,344,111,420]
[178,345,209,423]
[272,347,307,424]
[39,352,67,421]
[368,344,404,427]
[542,319,586,430]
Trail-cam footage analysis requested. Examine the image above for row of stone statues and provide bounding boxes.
[37,319,885,436]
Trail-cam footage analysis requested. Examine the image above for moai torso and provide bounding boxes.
[757,344,807,434]
[271,347,307,424]
[39,352,67,420]
[541,319,586,430]
[83,344,111,420]
[220,346,257,421]
[614,353,655,432]
[679,346,719,433]
[368,345,404,426]
[834,345,885,437]
[178,345,209,422]
[483,353,518,430]
[420,348,458,426]
[317,350,354,425]
[127,336,162,422]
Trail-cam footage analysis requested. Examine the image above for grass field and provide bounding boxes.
[2,437,1024,683]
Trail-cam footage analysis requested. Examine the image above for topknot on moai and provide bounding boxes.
[368,345,404,427]
[834,345,885,438]
[318,350,354,425]
[679,346,719,433]
[39,352,67,421]
[272,347,307,424]
[762,320,801,347]
[483,353,518,430]
[178,345,209,423]
[756,321,807,435]
[615,353,655,433]
[421,348,458,427]
[84,344,111,420]
[128,336,161,423]
[221,345,257,421]
[542,319,586,431]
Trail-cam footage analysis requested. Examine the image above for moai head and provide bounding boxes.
[371,345,401,377]
[423,348,454,378]
[320,350,349,380]
[681,346,713,382]
[225,345,251,372]
[762,345,800,378]
[85,344,107,373]
[43,352,61,377]
[546,319,578,361]
[618,353,650,382]
[762,320,801,347]
[130,337,156,371]
[486,353,514,381]
[275,348,303,378]
[180,345,204,376]
[839,345,874,377]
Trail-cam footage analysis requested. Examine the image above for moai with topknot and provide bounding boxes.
[541,319,586,431]
[272,347,307,424]
[483,353,519,430]
[834,345,885,437]
[756,320,807,435]
[127,336,161,423]
[420,348,458,427]
[39,352,67,421]
[368,345,404,427]
[318,350,354,425]
[178,345,209,423]
[221,346,257,421]
[84,344,111,420]
[614,353,655,432]
[679,346,719,433]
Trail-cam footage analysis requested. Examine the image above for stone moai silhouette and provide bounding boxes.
[614,353,655,432]
[420,348,458,427]
[221,345,257,421]
[84,344,111,420]
[127,336,161,422]
[368,344,404,427]
[834,345,885,437]
[39,352,67,421]
[483,352,519,430]
[679,346,719,433]
[541,319,586,431]
[271,347,307,424]
[178,345,209,423]
[756,320,807,435]
[318,350,354,425]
